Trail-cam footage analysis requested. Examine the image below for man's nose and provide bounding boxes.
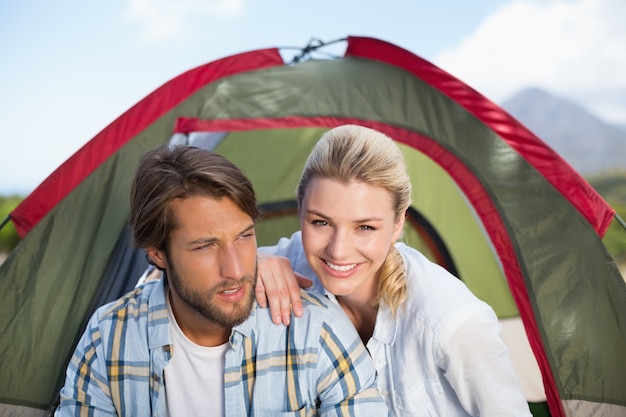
[219,245,246,279]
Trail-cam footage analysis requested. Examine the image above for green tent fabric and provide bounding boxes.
[1,36,624,417]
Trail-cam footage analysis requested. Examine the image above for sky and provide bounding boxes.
[1,0,624,195]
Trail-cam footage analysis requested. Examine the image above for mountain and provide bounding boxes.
[501,88,626,176]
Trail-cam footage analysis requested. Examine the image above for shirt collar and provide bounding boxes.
[323,291,399,346]
[232,302,258,339]
[372,302,398,345]
[147,277,172,349]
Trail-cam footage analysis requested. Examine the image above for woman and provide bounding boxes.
[257,125,531,416]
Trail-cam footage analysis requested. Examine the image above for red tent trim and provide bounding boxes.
[345,35,614,238]
[12,35,614,242]
[10,48,285,237]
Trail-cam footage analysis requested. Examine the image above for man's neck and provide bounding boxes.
[168,289,231,347]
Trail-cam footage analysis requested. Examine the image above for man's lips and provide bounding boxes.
[215,284,247,302]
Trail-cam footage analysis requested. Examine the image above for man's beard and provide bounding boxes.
[166,257,257,329]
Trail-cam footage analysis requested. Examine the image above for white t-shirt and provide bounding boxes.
[164,294,229,417]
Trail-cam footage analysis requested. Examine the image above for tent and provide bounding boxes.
[1,36,624,417]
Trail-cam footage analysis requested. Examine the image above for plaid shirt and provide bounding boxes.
[55,277,388,417]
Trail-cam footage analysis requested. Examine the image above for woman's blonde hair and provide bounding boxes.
[297,125,412,314]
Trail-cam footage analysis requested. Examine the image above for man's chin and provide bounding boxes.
[210,296,255,328]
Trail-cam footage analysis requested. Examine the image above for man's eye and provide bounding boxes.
[194,243,215,251]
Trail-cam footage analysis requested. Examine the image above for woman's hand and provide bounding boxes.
[256,252,313,325]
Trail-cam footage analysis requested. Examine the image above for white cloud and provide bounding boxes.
[434,0,626,124]
[124,0,245,43]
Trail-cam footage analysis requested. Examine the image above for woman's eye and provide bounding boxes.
[311,219,328,227]
[359,225,375,231]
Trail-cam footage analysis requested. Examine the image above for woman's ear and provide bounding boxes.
[146,247,167,270]
[393,212,406,242]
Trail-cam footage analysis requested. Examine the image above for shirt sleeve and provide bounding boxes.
[258,232,307,267]
[55,313,118,417]
[314,305,390,417]
[259,231,326,295]
[438,307,532,417]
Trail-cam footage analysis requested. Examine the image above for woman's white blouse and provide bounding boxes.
[260,231,532,417]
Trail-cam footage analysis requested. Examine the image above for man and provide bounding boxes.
[55,145,388,416]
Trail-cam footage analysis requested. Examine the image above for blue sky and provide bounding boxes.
[1,0,624,195]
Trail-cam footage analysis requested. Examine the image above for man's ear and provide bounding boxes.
[146,247,168,270]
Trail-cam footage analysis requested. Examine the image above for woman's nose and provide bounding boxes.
[326,230,350,259]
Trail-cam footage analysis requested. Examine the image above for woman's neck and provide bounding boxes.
[336,295,378,343]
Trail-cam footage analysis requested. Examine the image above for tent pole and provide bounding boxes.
[0,215,10,232]
[614,213,626,231]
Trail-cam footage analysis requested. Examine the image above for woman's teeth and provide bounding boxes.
[324,260,357,272]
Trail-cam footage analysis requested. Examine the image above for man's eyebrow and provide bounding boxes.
[239,223,255,235]
[187,223,255,246]
[187,236,217,246]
